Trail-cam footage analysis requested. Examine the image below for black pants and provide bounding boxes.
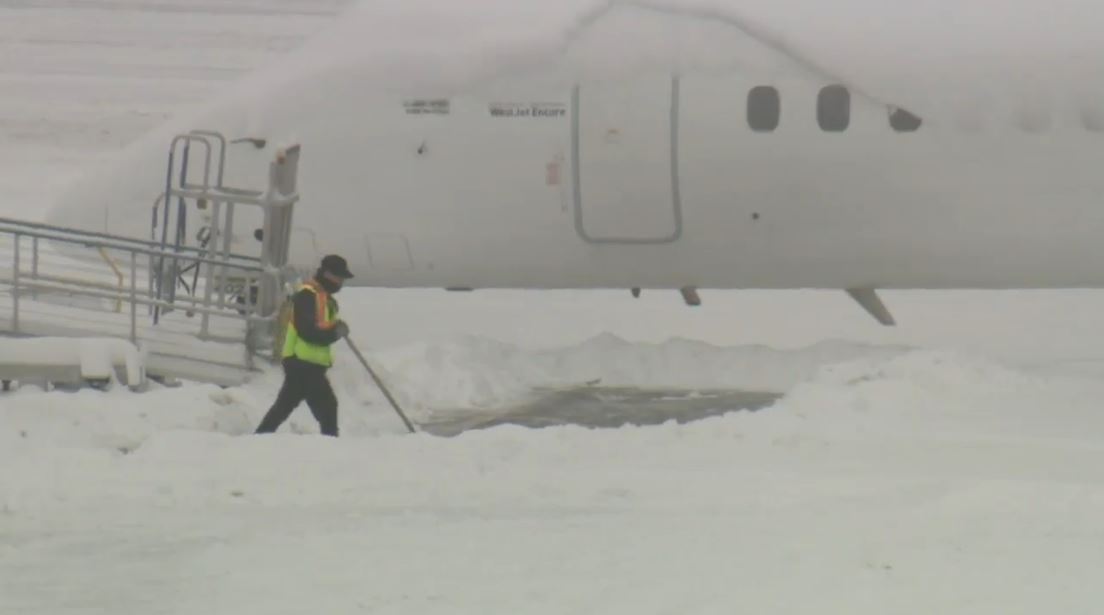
[255,358,338,437]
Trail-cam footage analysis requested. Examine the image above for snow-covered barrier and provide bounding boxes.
[0,337,145,391]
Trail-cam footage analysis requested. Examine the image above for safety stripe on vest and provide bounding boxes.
[304,280,336,330]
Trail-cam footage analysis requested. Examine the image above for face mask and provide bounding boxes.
[315,270,342,294]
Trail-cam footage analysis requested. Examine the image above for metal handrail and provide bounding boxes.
[1,227,280,351]
[187,130,228,188]
[0,216,235,257]
[0,216,260,265]
[0,224,267,273]
[16,279,275,324]
[0,128,302,384]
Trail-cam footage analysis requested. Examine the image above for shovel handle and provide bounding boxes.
[345,337,416,434]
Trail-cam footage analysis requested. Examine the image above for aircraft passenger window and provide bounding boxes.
[747,86,780,132]
[817,85,850,132]
[889,106,922,132]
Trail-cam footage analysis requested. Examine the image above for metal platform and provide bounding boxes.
[0,130,303,387]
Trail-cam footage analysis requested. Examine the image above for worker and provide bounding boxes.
[255,254,353,437]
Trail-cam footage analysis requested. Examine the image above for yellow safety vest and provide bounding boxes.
[281,282,338,367]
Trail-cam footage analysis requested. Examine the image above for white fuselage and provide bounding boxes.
[46,0,1104,290]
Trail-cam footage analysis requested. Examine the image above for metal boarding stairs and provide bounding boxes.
[0,130,302,387]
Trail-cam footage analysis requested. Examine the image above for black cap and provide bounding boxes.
[320,254,354,279]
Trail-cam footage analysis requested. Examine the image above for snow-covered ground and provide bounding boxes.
[5,348,1104,613]
[4,1,1104,613]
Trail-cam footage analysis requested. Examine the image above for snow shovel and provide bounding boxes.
[344,337,417,434]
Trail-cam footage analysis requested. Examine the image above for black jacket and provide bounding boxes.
[291,283,340,346]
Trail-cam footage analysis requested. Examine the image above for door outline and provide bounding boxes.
[571,75,683,244]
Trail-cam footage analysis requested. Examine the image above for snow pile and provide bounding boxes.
[3,338,1095,451]
[0,335,912,448]
[0,336,145,387]
[751,348,1104,442]
[0,382,254,455]
[5,346,1104,613]
[336,334,911,412]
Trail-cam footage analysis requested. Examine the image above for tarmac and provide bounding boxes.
[420,386,784,437]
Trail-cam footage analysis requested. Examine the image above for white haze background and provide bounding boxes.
[3,1,1104,613]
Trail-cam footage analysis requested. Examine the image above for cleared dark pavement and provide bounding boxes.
[420,386,783,436]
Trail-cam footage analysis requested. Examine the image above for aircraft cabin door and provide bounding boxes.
[572,74,682,243]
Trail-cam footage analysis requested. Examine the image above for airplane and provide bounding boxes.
[43,0,1104,325]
